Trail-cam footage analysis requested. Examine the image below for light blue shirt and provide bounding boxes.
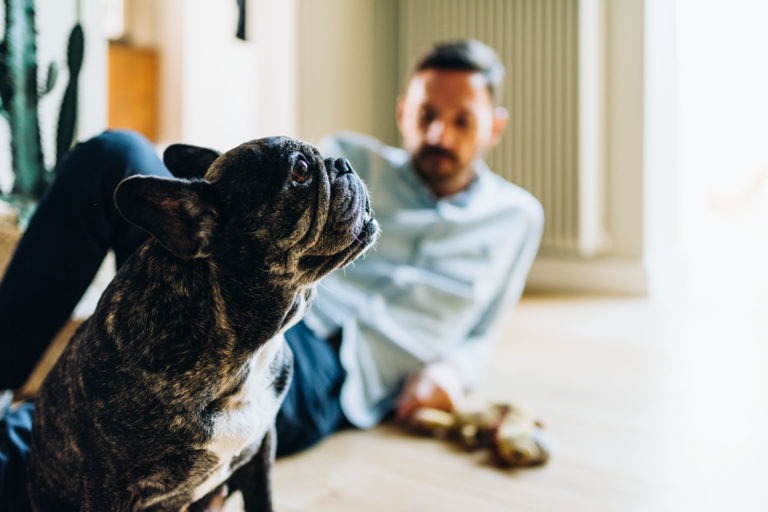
[303,132,544,428]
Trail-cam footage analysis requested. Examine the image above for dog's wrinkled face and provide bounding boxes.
[114,136,379,286]
[208,137,378,282]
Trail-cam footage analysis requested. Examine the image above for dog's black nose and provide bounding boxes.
[333,158,354,175]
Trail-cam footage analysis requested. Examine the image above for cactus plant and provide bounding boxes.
[0,0,48,198]
[0,0,84,202]
[56,22,83,169]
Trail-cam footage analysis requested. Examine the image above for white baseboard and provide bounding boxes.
[525,256,649,295]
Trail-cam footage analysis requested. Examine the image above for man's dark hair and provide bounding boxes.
[414,39,505,100]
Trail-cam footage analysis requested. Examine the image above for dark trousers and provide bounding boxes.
[0,130,346,510]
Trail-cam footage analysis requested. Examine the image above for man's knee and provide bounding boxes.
[51,130,165,198]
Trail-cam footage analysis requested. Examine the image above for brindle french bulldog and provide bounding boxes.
[27,136,379,511]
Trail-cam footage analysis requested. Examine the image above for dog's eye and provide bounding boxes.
[290,157,310,184]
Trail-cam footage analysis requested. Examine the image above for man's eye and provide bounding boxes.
[455,116,472,130]
[419,110,436,127]
[291,157,310,184]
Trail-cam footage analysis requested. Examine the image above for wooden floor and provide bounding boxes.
[268,289,768,512]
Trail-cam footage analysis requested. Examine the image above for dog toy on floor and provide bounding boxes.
[404,402,552,468]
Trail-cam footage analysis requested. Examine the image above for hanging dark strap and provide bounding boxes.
[236,0,247,40]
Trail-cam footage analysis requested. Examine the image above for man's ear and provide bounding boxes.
[395,96,405,132]
[491,107,509,146]
[163,144,221,179]
[489,106,509,147]
[114,175,219,260]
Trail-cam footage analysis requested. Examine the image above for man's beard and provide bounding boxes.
[413,146,460,180]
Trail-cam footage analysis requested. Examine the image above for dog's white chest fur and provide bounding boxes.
[190,334,287,502]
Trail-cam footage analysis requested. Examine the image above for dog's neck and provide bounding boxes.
[96,239,305,373]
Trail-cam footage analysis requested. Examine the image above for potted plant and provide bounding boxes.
[0,0,83,272]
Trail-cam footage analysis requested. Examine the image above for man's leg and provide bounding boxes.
[276,321,348,457]
[0,399,34,512]
[0,130,169,390]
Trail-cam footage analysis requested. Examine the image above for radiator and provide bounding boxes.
[398,0,605,256]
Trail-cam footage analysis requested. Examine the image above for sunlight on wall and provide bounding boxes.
[660,7,768,504]
[677,0,768,299]
[677,0,768,219]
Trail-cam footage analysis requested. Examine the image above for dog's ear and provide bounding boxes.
[163,144,221,179]
[114,175,219,259]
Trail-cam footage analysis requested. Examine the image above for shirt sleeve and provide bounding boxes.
[443,201,544,389]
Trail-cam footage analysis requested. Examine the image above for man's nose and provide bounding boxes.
[425,121,452,146]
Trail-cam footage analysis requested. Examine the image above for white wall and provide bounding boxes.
[643,0,679,297]
[152,0,298,151]
[296,0,399,146]
[151,0,396,150]
[604,0,646,260]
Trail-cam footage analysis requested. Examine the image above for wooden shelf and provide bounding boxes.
[108,42,159,141]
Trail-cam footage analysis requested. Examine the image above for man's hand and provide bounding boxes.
[396,361,464,421]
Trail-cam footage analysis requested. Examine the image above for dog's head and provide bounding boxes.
[114,136,379,287]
